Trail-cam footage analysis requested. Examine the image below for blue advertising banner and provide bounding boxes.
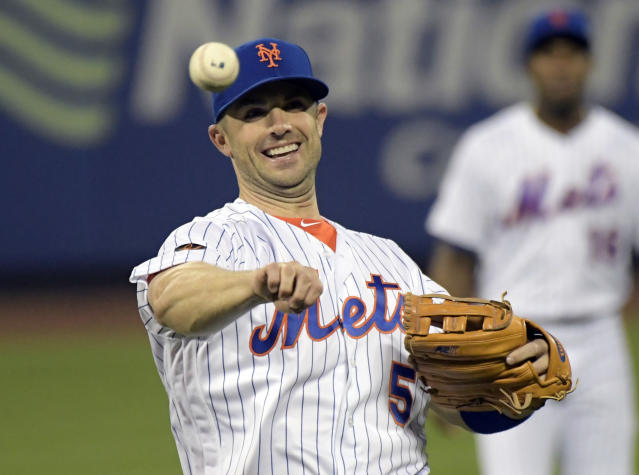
[2,0,639,279]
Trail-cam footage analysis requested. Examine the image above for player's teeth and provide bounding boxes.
[265,144,299,157]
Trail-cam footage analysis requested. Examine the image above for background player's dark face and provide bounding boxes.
[527,38,591,115]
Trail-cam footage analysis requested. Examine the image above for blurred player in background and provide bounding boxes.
[130,37,556,474]
[426,7,638,475]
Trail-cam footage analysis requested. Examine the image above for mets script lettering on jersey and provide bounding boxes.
[249,275,404,355]
[504,163,617,226]
[256,42,282,68]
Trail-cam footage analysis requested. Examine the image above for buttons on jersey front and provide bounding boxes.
[350,358,357,368]
[347,417,354,426]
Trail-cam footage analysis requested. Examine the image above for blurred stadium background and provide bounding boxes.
[2,0,638,473]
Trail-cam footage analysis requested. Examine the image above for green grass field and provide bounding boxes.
[1,333,181,475]
[2,317,638,474]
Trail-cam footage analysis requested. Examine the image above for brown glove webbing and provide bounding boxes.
[403,293,512,334]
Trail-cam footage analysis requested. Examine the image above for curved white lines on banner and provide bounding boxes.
[0,1,133,147]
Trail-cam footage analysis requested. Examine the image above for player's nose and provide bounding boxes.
[266,107,292,137]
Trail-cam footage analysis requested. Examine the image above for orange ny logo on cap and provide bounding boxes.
[549,10,569,27]
[256,42,282,68]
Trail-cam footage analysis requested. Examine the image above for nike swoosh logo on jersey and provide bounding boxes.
[301,220,321,228]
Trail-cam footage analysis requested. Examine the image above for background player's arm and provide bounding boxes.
[148,261,323,335]
[428,241,477,296]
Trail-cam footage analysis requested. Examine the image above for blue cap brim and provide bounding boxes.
[214,76,328,123]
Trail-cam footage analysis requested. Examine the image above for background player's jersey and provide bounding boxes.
[131,199,444,475]
[427,102,639,321]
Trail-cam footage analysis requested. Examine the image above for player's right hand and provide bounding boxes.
[252,262,323,314]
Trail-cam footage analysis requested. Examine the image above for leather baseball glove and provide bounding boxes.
[402,293,574,419]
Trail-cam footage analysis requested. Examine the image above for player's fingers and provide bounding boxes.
[277,262,298,300]
[257,262,322,312]
[303,278,323,308]
[288,272,323,312]
[286,276,311,313]
[274,300,292,313]
[506,338,548,366]
[532,352,549,377]
[252,263,281,302]
[251,267,269,301]
[264,262,282,295]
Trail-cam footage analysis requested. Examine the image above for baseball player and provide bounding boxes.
[131,38,557,474]
[427,8,638,475]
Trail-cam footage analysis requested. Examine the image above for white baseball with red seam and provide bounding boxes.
[188,42,239,92]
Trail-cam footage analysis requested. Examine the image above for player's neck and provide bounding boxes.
[239,187,321,219]
[534,102,586,134]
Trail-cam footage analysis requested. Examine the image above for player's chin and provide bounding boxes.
[262,159,316,182]
[266,172,315,194]
[545,87,581,108]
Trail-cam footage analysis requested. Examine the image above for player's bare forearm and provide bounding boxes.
[148,262,262,335]
[428,242,476,296]
[148,261,323,336]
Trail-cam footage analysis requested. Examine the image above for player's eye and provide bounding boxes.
[284,98,310,112]
[242,107,267,121]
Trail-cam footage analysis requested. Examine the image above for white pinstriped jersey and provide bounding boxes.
[427,102,639,321]
[130,198,445,475]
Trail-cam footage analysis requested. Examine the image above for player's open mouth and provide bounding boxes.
[263,143,300,158]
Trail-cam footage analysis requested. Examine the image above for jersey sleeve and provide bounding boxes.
[129,218,238,284]
[426,130,494,252]
[128,217,250,336]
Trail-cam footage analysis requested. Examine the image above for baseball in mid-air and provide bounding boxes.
[189,42,239,92]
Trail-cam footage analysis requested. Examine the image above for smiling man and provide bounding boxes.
[130,37,561,474]
[209,81,326,211]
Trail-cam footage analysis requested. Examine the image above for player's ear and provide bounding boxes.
[208,124,233,158]
[315,102,327,138]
